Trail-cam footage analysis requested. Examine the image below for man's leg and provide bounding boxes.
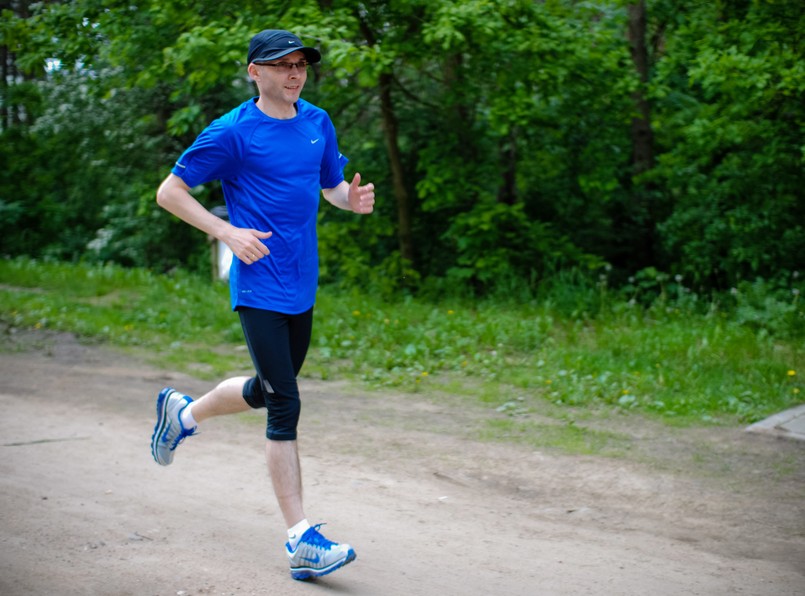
[238,307,308,528]
[277,435,356,581]
[239,307,356,579]
[190,376,252,422]
[267,439,305,527]
[150,376,253,466]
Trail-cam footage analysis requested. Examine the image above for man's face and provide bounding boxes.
[249,50,308,107]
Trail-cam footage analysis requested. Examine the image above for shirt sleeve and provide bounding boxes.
[319,115,349,190]
[171,119,244,187]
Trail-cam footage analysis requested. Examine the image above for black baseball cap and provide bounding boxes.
[247,30,321,64]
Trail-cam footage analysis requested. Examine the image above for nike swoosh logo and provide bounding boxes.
[301,554,320,564]
[310,139,319,144]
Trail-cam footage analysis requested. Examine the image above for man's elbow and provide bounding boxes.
[155,187,165,208]
[156,178,175,209]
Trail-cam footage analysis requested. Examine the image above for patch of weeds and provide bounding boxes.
[480,418,631,456]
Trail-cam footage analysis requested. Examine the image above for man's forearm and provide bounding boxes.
[321,180,352,211]
[157,174,233,240]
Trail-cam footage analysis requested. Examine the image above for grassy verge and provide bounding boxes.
[2,258,802,454]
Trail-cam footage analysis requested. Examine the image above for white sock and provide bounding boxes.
[287,519,311,550]
[179,401,197,430]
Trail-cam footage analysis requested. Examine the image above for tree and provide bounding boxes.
[648,0,804,287]
[2,0,801,295]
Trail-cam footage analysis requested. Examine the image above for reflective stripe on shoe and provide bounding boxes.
[286,524,356,580]
[150,387,195,466]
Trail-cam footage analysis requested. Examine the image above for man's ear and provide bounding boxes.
[247,63,259,82]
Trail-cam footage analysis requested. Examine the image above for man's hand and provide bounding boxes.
[223,227,272,265]
[347,173,375,214]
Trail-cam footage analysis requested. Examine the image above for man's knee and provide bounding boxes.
[266,391,301,441]
[242,376,267,409]
[242,376,300,439]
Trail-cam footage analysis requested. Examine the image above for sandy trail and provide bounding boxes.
[1,332,803,595]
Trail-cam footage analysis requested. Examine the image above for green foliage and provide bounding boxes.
[316,207,419,298]
[1,0,802,296]
[2,260,801,425]
[443,201,603,292]
[728,276,805,341]
[649,0,805,287]
[0,66,204,271]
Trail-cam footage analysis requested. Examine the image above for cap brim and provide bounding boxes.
[252,47,321,64]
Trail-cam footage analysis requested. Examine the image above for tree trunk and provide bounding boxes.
[622,1,657,270]
[356,13,415,266]
[1,43,8,130]
[1,0,15,130]
[628,1,654,176]
[378,71,415,264]
[497,130,517,205]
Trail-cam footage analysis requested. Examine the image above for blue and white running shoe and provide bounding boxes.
[150,387,195,466]
[286,524,356,580]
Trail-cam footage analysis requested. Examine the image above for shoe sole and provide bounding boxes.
[150,387,173,465]
[290,548,356,581]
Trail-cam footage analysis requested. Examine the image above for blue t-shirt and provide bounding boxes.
[172,98,347,313]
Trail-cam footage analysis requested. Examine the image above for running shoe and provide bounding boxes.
[150,387,195,465]
[286,524,356,580]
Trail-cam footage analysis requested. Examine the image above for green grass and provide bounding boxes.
[1,257,802,433]
[0,259,250,376]
[479,417,631,456]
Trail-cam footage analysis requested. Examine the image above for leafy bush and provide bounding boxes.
[728,277,804,341]
[442,201,603,295]
[650,1,804,287]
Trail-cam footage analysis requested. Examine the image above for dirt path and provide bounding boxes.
[1,331,803,595]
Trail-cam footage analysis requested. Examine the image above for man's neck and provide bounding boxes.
[255,97,297,120]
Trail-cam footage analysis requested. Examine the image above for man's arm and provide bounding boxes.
[322,172,375,214]
[156,173,271,264]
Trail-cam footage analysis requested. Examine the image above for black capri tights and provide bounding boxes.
[238,306,313,441]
